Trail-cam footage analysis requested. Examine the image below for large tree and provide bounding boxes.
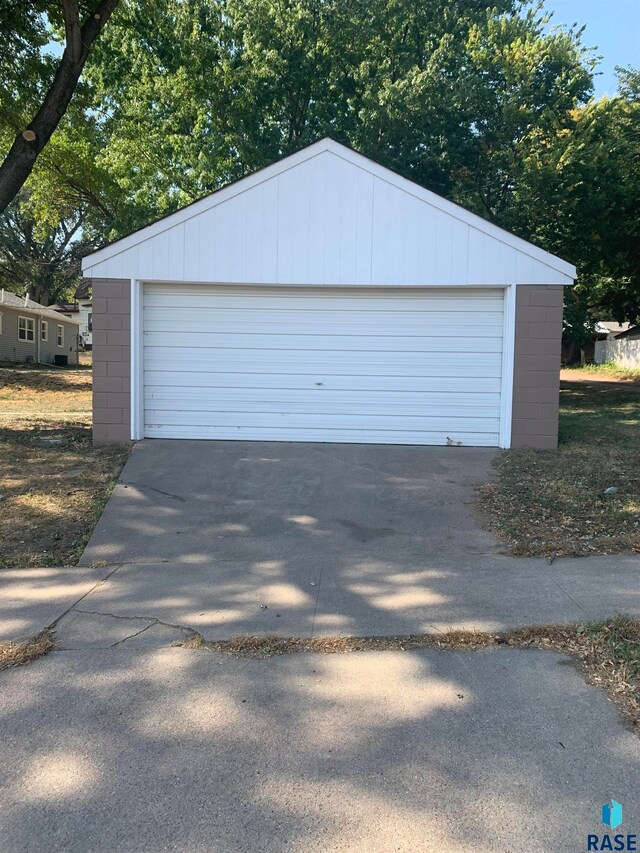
[0,0,121,213]
[0,194,87,305]
[84,0,594,221]
[6,0,637,330]
[510,65,640,329]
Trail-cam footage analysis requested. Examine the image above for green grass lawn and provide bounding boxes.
[477,381,640,557]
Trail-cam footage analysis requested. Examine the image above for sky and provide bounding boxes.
[541,0,640,97]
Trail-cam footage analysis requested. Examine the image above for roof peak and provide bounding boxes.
[83,137,575,282]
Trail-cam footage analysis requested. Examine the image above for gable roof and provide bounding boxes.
[82,137,575,285]
[614,324,640,339]
[595,321,632,337]
[0,290,80,324]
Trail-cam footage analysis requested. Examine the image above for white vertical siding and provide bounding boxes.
[354,168,374,283]
[166,223,185,280]
[83,142,575,286]
[260,178,279,282]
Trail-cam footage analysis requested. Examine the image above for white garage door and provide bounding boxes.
[143,284,505,445]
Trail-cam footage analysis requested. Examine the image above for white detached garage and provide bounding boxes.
[82,138,575,449]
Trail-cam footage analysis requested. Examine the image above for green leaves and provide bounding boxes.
[1,0,638,325]
[520,75,640,329]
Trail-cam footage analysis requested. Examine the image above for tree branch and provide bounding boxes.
[0,0,121,213]
[61,1,82,60]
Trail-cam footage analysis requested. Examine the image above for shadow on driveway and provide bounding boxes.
[58,440,639,643]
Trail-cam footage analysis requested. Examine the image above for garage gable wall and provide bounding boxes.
[82,140,574,287]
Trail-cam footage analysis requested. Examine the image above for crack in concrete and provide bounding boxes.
[48,564,127,631]
[72,608,203,642]
[75,608,155,623]
[53,608,205,650]
[545,575,590,617]
[310,558,325,639]
[120,481,186,502]
[109,622,156,648]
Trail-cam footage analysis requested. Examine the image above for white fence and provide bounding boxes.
[594,338,640,367]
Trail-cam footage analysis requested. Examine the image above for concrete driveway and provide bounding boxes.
[81,439,501,564]
[31,439,634,647]
[3,441,640,851]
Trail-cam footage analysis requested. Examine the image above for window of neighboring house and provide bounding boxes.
[87,312,92,332]
[41,320,48,341]
[18,315,35,342]
[56,324,64,347]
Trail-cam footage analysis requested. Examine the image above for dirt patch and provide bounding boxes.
[0,367,130,567]
[561,370,640,392]
[178,616,640,732]
[561,364,640,384]
[476,381,640,557]
[0,630,54,673]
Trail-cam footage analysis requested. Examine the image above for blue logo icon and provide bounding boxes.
[602,800,623,830]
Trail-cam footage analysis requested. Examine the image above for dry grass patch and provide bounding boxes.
[476,382,640,556]
[179,616,640,731]
[0,630,54,672]
[0,366,92,425]
[0,367,130,567]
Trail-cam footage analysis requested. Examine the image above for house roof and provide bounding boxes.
[595,321,632,337]
[82,137,576,285]
[54,302,80,314]
[0,290,80,324]
[614,324,640,339]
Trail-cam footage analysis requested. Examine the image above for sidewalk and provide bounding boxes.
[0,644,638,852]
[3,553,638,648]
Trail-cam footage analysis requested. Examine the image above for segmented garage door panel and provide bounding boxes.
[143,285,504,446]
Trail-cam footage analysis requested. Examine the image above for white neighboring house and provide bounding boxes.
[595,321,632,340]
[76,301,93,349]
[54,283,92,349]
[595,323,640,368]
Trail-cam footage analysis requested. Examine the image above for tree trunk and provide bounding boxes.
[0,0,121,213]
